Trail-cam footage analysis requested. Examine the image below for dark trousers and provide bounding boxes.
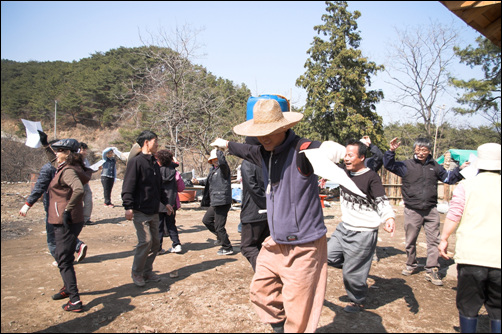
[101,176,114,205]
[457,264,501,320]
[240,220,270,272]
[159,210,180,250]
[54,222,84,303]
[202,204,232,251]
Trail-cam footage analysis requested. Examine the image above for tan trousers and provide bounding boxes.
[250,235,327,333]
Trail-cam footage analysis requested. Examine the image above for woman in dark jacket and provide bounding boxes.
[192,149,234,255]
[157,150,185,254]
[46,138,92,312]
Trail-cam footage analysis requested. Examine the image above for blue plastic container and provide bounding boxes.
[246,94,290,121]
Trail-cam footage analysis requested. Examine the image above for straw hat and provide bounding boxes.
[233,99,303,137]
[476,143,501,171]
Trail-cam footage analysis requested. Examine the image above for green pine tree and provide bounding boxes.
[296,1,385,145]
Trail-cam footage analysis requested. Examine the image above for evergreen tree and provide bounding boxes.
[296,1,385,145]
[450,37,501,141]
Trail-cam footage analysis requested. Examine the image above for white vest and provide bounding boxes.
[455,172,501,269]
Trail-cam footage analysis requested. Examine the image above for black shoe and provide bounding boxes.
[84,220,95,226]
[62,300,83,312]
[52,287,70,300]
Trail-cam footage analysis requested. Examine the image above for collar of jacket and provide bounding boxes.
[267,129,297,156]
[413,154,433,165]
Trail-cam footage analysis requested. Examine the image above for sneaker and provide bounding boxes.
[425,268,443,286]
[217,248,234,256]
[84,220,95,226]
[62,300,83,312]
[52,286,70,300]
[131,272,145,287]
[52,261,58,267]
[401,266,418,276]
[344,302,364,313]
[158,248,167,255]
[76,243,87,262]
[107,204,115,208]
[144,272,161,283]
[169,245,182,253]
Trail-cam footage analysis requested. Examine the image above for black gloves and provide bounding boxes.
[63,210,72,230]
[38,130,49,146]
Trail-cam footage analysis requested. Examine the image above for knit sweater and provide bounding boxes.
[339,167,395,231]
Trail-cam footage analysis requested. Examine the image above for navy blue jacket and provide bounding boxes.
[26,162,56,213]
[383,150,463,210]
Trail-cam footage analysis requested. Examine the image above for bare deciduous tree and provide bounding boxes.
[385,21,459,138]
[123,25,231,172]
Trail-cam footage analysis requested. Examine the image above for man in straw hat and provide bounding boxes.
[211,98,346,333]
[439,143,501,333]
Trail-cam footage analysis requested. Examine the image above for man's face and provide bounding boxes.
[414,146,430,163]
[257,131,286,152]
[146,138,159,154]
[344,144,365,172]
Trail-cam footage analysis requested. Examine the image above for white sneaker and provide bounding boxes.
[52,261,58,267]
[169,245,182,253]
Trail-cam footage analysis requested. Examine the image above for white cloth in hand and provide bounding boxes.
[19,204,30,216]
[210,138,229,150]
[320,141,346,163]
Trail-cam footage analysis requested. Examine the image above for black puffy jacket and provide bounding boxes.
[199,150,232,207]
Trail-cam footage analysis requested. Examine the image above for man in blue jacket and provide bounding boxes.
[211,99,346,333]
[383,137,468,286]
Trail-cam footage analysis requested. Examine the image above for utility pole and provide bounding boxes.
[54,100,57,140]
[433,105,445,159]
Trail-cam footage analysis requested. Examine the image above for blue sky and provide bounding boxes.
[1,1,486,126]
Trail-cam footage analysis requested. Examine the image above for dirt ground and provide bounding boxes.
[1,179,492,333]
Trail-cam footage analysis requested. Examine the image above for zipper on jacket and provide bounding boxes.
[55,202,60,217]
[267,152,274,236]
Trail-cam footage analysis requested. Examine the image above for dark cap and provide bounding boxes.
[51,139,80,153]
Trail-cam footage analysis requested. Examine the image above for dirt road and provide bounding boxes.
[1,179,491,333]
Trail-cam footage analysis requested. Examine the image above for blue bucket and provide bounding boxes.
[246,94,290,121]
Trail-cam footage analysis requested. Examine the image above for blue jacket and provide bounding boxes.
[26,162,56,213]
[228,130,325,245]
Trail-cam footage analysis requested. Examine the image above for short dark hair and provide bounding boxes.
[157,149,174,167]
[346,138,367,158]
[80,142,88,150]
[136,130,158,148]
[413,137,432,150]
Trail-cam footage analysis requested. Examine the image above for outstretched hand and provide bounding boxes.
[210,138,229,150]
[389,137,401,152]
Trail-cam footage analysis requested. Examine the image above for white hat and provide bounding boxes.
[476,143,501,171]
[208,148,218,162]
